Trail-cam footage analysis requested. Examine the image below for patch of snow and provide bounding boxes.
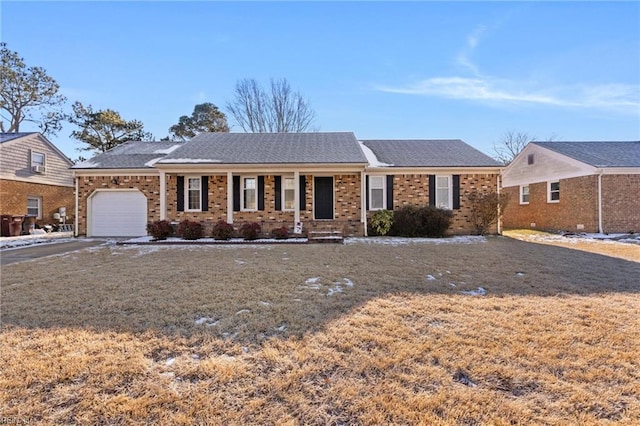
[158,158,222,163]
[358,141,393,167]
[343,278,354,287]
[426,275,437,281]
[259,301,271,306]
[153,144,181,154]
[276,325,287,332]
[144,157,163,167]
[449,283,457,287]
[0,232,76,250]
[516,272,525,277]
[235,259,246,265]
[344,236,486,246]
[461,287,487,296]
[73,160,99,168]
[327,285,343,296]
[236,309,250,315]
[165,358,176,366]
[195,317,218,326]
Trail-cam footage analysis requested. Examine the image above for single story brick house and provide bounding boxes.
[0,132,75,235]
[501,141,640,234]
[71,132,502,237]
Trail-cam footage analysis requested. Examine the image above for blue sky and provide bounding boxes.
[2,1,639,159]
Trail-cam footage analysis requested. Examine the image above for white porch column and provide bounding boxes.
[361,170,368,236]
[227,171,234,223]
[159,171,166,220]
[294,171,301,225]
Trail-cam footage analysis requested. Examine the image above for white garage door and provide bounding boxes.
[89,190,147,237]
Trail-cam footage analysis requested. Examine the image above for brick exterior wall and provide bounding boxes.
[0,178,74,228]
[367,173,500,235]
[501,174,639,233]
[76,175,161,236]
[601,174,640,233]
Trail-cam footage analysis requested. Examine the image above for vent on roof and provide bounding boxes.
[32,165,46,173]
[527,154,535,165]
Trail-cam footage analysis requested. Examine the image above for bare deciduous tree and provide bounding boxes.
[226,78,317,133]
[492,131,534,165]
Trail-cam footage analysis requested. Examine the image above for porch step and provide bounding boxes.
[308,230,344,244]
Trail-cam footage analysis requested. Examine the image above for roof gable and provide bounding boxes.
[361,139,500,168]
[158,132,367,165]
[0,132,73,167]
[533,141,640,168]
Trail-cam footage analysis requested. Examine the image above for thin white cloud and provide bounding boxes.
[376,77,640,112]
[378,24,640,114]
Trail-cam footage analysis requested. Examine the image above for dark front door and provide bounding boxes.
[314,177,334,220]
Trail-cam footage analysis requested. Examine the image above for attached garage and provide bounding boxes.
[88,190,147,237]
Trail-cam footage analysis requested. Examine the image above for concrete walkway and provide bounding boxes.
[0,239,106,266]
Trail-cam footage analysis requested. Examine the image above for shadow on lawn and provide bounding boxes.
[1,236,638,346]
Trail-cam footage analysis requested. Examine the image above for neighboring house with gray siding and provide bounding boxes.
[501,141,640,234]
[0,133,75,234]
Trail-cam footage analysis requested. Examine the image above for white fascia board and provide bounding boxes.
[599,167,640,175]
[72,168,160,177]
[365,166,502,174]
[0,174,75,187]
[155,163,368,174]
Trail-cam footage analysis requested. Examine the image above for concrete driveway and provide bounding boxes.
[0,239,106,266]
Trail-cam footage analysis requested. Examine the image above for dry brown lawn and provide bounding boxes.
[1,236,639,425]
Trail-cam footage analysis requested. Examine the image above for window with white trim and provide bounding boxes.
[31,151,45,166]
[243,177,257,210]
[283,177,295,210]
[435,175,452,209]
[548,181,560,203]
[27,196,42,219]
[186,177,201,211]
[368,176,386,210]
[520,185,530,204]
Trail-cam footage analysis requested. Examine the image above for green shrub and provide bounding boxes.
[146,220,173,240]
[271,226,289,239]
[240,222,262,240]
[211,220,234,240]
[468,192,510,235]
[177,220,203,240]
[390,205,453,238]
[369,209,394,236]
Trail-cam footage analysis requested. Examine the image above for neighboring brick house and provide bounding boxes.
[71,132,502,237]
[501,141,640,234]
[0,133,75,235]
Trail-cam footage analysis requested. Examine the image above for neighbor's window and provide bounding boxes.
[243,177,257,210]
[31,151,45,166]
[27,196,41,219]
[283,177,295,210]
[369,176,385,210]
[435,175,452,209]
[520,185,530,204]
[186,177,201,211]
[548,181,560,203]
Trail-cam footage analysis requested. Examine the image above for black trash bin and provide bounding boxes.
[1,215,12,237]
[9,215,24,236]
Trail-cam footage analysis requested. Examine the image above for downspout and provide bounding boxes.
[597,169,604,234]
[294,171,301,228]
[74,175,79,237]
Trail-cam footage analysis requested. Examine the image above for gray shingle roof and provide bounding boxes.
[71,140,184,169]
[534,141,640,168]
[0,132,38,143]
[158,132,367,164]
[361,139,501,167]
